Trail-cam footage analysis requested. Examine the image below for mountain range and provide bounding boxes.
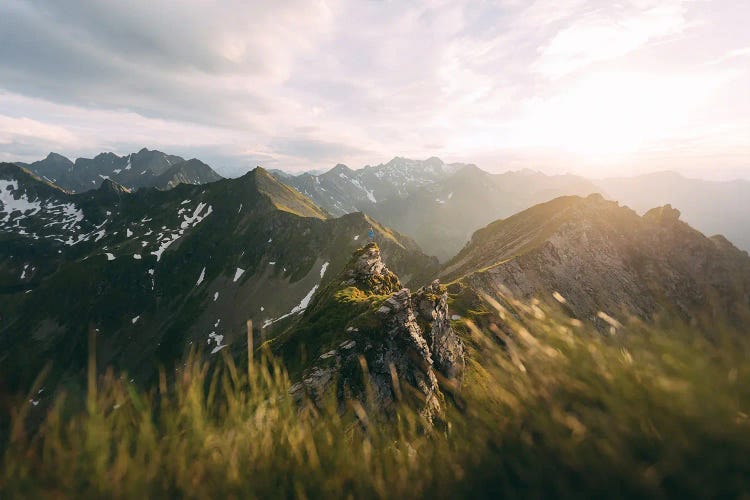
[272,157,750,260]
[15,148,223,193]
[3,151,750,414]
[273,158,603,260]
[17,150,750,261]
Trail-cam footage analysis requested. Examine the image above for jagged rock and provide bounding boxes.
[371,288,442,420]
[644,204,681,225]
[286,244,465,424]
[342,242,401,294]
[302,366,335,401]
[413,280,465,380]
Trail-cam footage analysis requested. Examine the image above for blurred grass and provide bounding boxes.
[2,294,750,498]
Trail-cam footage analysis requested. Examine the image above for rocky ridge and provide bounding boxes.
[286,243,464,423]
[442,194,750,329]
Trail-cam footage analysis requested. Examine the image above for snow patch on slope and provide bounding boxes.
[0,180,42,220]
[196,267,206,287]
[1,179,87,245]
[262,261,329,328]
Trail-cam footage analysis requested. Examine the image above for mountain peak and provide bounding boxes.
[384,156,414,167]
[152,158,222,189]
[454,163,487,176]
[251,165,272,176]
[240,166,328,219]
[583,192,608,205]
[44,152,73,164]
[329,163,354,175]
[94,151,120,159]
[98,178,132,195]
[234,166,273,185]
[442,194,750,330]
[341,242,401,295]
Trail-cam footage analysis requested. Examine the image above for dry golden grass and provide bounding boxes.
[3,295,750,498]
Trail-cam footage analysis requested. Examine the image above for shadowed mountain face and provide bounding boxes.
[442,194,750,330]
[16,149,222,193]
[0,164,437,395]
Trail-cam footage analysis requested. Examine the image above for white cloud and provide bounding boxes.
[0,115,76,146]
[707,46,750,65]
[534,1,690,78]
[0,91,246,163]
[508,70,734,157]
[0,0,748,178]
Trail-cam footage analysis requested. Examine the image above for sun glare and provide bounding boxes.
[512,71,726,162]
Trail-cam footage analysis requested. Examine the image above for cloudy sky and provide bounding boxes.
[0,0,748,178]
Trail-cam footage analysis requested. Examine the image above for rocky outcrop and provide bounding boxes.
[643,204,681,225]
[288,243,465,423]
[370,289,442,420]
[412,280,465,380]
[342,243,401,294]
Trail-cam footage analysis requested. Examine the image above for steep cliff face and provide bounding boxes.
[281,243,464,422]
[412,280,464,379]
[442,194,750,329]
